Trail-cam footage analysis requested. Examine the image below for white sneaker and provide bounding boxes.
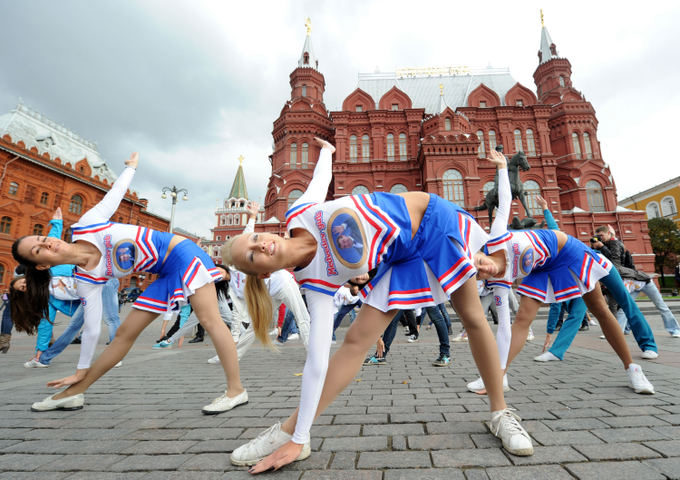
[452,331,468,342]
[534,351,560,362]
[269,328,278,336]
[488,409,534,456]
[113,361,123,368]
[671,331,680,338]
[201,390,248,415]
[207,355,220,364]
[467,373,509,393]
[407,335,418,343]
[526,328,535,341]
[231,331,240,344]
[31,393,84,412]
[230,422,311,466]
[641,350,659,360]
[627,363,654,394]
[287,333,300,341]
[24,358,49,368]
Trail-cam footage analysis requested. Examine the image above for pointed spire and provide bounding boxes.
[229,155,248,199]
[298,17,318,69]
[538,9,559,64]
[438,83,448,113]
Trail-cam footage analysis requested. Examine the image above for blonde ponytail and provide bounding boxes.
[245,274,274,347]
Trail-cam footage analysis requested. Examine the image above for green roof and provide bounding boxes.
[229,163,248,199]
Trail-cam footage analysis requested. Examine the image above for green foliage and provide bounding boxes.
[647,218,680,276]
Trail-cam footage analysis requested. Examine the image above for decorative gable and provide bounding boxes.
[467,84,501,108]
[342,88,376,112]
[504,83,537,107]
[378,86,412,110]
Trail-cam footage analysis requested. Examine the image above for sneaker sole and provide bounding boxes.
[432,362,451,367]
[201,400,248,415]
[31,404,83,412]
[633,386,655,395]
[503,445,534,456]
[230,444,311,466]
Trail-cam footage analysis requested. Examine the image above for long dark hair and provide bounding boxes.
[213,263,230,302]
[11,237,51,334]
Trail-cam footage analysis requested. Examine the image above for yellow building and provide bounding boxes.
[619,176,680,226]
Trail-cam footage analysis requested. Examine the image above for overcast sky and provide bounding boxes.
[1,0,678,237]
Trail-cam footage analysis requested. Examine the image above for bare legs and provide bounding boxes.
[54,309,158,399]
[504,296,542,369]
[451,277,506,412]
[280,305,395,435]
[582,285,632,368]
[190,282,244,396]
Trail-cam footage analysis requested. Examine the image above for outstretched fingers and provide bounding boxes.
[248,441,303,474]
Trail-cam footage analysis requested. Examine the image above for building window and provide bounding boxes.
[303,53,309,65]
[287,189,303,209]
[586,180,605,212]
[559,76,565,87]
[479,101,487,108]
[362,135,370,161]
[583,132,593,159]
[8,182,18,195]
[40,192,49,205]
[355,105,363,112]
[483,181,495,196]
[351,185,370,195]
[399,133,407,161]
[572,132,581,159]
[290,143,297,169]
[646,202,660,219]
[0,264,4,285]
[386,134,395,161]
[216,236,221,241]
[391,103,399,111]
[220,215,227,226]
[445,118,452,131]
[526,129,536,156]
[442,169,464,205]
[523,180,542,216]
[661,196,677,217]
[349,135,358,162]
[516,99,524,106]
[513,129,523,153]
[390,184,407,194]
[0,216,11,234]
[69,194,83,214]
[63,227,72,241]
[488,130,497,150]
[301,85,307,97]
[33,224,43,235]
[476,130,486,158]
[301,143,309,168]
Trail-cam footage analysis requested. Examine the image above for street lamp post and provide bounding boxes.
[161,185,188,233]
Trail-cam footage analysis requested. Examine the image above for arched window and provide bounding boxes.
[583,132,593,159]
[8,182,18,195]
[33,224,43,235]
[69,194,83,214]
[586,180,605,212]
[40,192,49,205]
[476,130,485,158]
[289,143,297,169]
[0,216,11,234]
[522,180,542,216]
[349,135,358,162]
[526,129,536,156]
[301,85,307,97]
[572,132,581,159]
[386,134,395,161]
[399,133,407,161]
[234,214,241,226]
[483,181,495,196]
[488,130,497,150]
[301,143,309,168]
[287,189,303,209]
[646,202,660,219]
[514,129,523,153]
[63,227,72,241]
[445,118,452,131]
[661,196,677,217]
[390,183,407,194]
[303,53,309,65]
[559,76,565,87]
[351,185,369,195]
[0,264,4,285]
[442,169,464,205]
[361,134,370,161]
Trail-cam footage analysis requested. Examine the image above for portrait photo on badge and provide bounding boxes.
[328,208,368,268]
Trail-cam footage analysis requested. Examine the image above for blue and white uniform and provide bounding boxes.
[285,147,488,444]
[72,166,221,369]
[485,167,611,367]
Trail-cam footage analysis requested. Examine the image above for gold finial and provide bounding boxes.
[439,83,444,96]
[238,155,244,165]
[540,9,544,27]
[305,17,312,36]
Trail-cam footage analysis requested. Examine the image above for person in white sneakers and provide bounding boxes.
[12,153,247,414]
[469,155,654,396]
[222,140,533,471]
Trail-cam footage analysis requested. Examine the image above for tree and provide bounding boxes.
[647,218,680,283]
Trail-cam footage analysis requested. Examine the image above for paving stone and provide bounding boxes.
[407,433,475,450]
[0,454,63,471]
[507,445,586,465]
[36,454,124,471]
[301,472,380,480]
[362,424,424,436]
[485,465,574,479]
[432,448,510,468]
[565,460,665,480]
[384,468,466,479]
[591,426,669,443]
[328,451,356,469]
[643,439,680,456]
[573,442,661,461]
[321,436,387,452]
[107,454,191,471]
[644,457,680,480]
[357,451,431,469]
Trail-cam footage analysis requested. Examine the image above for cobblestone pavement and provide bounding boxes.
[1,302,679,479]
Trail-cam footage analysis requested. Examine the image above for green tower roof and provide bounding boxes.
[229,156,248,199]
